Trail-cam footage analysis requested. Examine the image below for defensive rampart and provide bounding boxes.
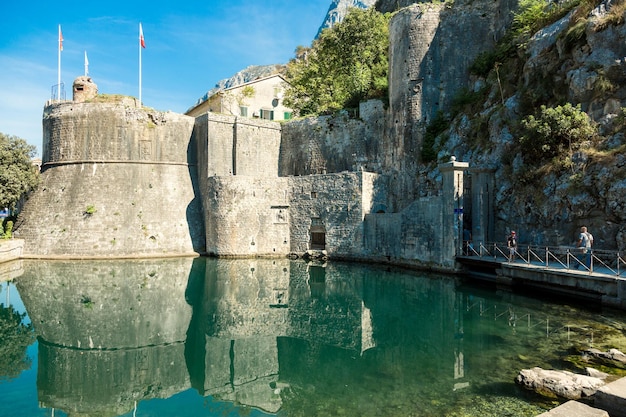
[15,99,205,258]
[13,0,514,268]
[191,104,467,269]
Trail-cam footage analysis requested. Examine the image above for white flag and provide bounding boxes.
[84,51,89,75]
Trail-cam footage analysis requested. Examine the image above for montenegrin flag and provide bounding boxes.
[59,25,63,51]
[139,23,146,48]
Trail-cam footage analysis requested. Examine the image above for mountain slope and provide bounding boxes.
[316,0,377,37]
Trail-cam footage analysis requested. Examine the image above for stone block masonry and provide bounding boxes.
[15,100,205,258]
[234,117,281,177]
[197,109,468,269]
[205,176,291,257]
[288,172,374,257]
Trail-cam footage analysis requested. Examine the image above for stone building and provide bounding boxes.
[186,74,292,121]
[14,76,205,258]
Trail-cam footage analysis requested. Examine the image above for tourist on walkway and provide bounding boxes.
[507,231,517,262]
[463,227,473,255]
[575,226,594,269]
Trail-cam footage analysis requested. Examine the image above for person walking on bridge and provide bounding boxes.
[576,226,594,269]
[507,230,517,262]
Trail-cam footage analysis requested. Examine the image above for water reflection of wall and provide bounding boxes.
[184,259,461,412]
[15,257,465,416]
[0,259,23,283]
[16,257,197,416]
[37,342,188,416]
[17,259,194,348]
[185,258,289,412]
[286,261,369,352]
[184,259,379,412]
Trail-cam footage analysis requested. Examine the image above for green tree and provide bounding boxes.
[284,8,390,116]
[519,103,597,162]
[0,133,39,210]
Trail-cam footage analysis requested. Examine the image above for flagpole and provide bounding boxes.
[57,24,62,101]
[139,23,142,105]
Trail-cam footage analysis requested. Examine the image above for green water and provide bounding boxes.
[0,257,625,417]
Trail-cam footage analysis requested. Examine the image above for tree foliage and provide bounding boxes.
[284,8,390,116]
[519,103,597,162]
[470,0,581,77]
[0,133,39,210]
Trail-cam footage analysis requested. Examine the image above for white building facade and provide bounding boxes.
[187,74,292,121]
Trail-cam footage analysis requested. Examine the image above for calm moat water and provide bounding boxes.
[1,257,626,417]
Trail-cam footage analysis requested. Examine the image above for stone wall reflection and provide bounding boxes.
[184,259,460,413]
[15,257,462,416]
[16,257,197,416]
[185,259,289,413]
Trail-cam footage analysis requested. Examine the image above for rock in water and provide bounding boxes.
[515,367,606,400]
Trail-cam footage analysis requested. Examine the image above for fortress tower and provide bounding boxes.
[14,78,205,258]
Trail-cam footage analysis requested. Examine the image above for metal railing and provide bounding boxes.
[465,298,596,345]
[462,242,626,278]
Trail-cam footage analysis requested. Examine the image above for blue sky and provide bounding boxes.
[1,1,331,156]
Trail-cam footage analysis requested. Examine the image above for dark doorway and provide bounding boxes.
[310,218,326,250]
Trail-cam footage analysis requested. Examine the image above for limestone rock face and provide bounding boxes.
[316,0,376,37]
[437,0,626,250]
[195,64,284,106]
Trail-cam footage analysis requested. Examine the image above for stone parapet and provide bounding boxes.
[42,101,194,165]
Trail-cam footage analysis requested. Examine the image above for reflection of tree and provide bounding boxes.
[0,303,34,380]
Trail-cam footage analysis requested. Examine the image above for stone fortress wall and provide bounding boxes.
[15,93,205,258]
[193,106,466,269]
[15,0,514,269]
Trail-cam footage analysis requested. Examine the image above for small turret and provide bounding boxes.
[72,76,98,102]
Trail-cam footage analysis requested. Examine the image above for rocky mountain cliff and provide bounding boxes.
[429,0,626,250]
[316,0,377,37]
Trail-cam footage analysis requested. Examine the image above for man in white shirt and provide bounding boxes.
[575,226,594,269]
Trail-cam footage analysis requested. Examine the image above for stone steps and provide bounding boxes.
[537,377,626,417]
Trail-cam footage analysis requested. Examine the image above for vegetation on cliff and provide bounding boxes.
[284,8,390,116]
[437,0,626,248]
[518,103,598,165]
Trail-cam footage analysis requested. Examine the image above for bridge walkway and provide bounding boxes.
[457,242,626,279]
[456,243,626,309]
